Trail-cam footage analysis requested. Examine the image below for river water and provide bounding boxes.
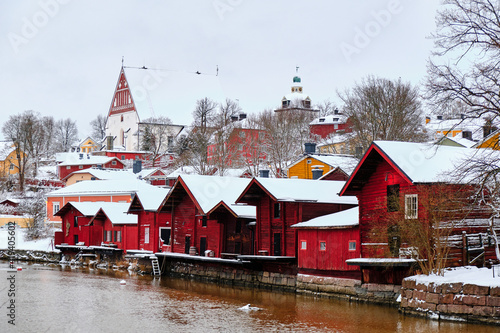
[0,261,496,333]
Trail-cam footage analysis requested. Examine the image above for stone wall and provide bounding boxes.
[296,274,401,305]
[0,249,61,262]
[167,260,297,291]
[400,279,500,324]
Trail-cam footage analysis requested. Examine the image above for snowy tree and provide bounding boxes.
[426,0,500,119]
[18,192,48,240]
[339,76,427,153]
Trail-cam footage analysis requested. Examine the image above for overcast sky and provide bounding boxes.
[1,1,441,140]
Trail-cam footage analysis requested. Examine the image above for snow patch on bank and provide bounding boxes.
[0,227,59,252]
[406,266,500,287]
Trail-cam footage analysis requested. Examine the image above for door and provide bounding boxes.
[73,235,79,245]
[159,228,171,246]
[273,233,281,256]
[200,237,207,256]
[185,236,191,254]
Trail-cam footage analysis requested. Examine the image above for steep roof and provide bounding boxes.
[237,177,358,205]
[340,140,500,196]
[55,201,105,217]
[129,186,170,212]
[0,141,16,160]
[309,114,348,125]
[291,207,358,228]
[161,175,255,218]
[90,202,137,225]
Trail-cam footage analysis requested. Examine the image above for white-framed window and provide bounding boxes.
[300,240,307,250]
[66,166,71,170]
[319,241,326,251]
[53,202,60,215]
[79,165,83,169]
[115,230,121,242]
[405,194,418,219]
[144,227,150,244]
[348,241,356,251]
[112,160,117,165]
[9,164,14,170]
[106,230,112,242]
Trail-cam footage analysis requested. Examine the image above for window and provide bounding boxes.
[9,164,14,170]
[202,216,207,227]
[79,165,83,169]
[273,203,281,219]
[66,166,71,170]
[105,230,112,242]
[319,118,325,123]
[405,194,418,219]
[144,227,150,244]
[300,241,307,250]
[74,216,78,228]
[112,160,117,165]
[235,220,241,233]
[334,124,339,130]
[53,202,60,215]
[319,241,326,251]
[348,241,356,251]
[121,155,125,160]
[387,225,401,257]
[307,159,312,164]
[387,185,400,212]
[114,230,121,242]
[120,115,124,122]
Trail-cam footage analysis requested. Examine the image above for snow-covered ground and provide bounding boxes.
[0,227,59,252]
[406,266,500,287]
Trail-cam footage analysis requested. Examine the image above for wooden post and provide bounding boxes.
[462,231,467,265]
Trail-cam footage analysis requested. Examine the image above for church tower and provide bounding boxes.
[275,68,318,118]
[105,66,140,151]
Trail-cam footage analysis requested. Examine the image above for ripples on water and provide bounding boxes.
[0,262,497,332]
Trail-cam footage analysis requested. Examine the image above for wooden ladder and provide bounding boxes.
[150,256,161,276]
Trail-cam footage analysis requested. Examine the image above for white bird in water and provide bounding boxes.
[238,304,261,311]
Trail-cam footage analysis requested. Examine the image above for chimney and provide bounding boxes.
[312,168,324,180]
[133,160,142,174]
[304,143,316,154]
[259,169,270,178]
[106,136,114,151]
[231,115,239,122]
[334,108,339,115]
[239,113,247,120]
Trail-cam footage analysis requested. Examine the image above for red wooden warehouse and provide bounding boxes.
[236,178,358,258]
[340,141,500,284]
[158,175,255,257]
[291,207,361,279]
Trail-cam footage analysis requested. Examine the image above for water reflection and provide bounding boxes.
[0,262,496,333]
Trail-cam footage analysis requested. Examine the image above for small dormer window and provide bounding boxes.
[304,100,311,108]
[319,118,325,123]
[299,87,302,92]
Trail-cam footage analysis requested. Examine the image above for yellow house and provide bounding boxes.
[0,141,23,178]
[287,154,358,180]
[0,216,32,228]
[473,129,500,150]
[75,137,100,154]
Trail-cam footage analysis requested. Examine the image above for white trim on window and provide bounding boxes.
[405,194,418,219]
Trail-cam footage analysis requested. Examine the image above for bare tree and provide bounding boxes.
[2,111,38,191]
[54,118,78,153]
[339,76,427,152]
[315,100,340,117]
[181,98,218,175]
[426,0,500,118]
[18,191,48,240]
[90,114,107,141]
[139,116,174,166]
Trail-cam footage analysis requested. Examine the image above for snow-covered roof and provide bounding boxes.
[94,202,137,225]
[219,168,250,178]
[284,92,310,102]
[58,154,123,167]
[172,175,255,218]
[167,166,200,178]
[291,207,358,228]
[134,168,167,179]
[437,136,476,148]
[132,186,169,211]
[245,178,358,205]
[46,179,158,197]
[61,201,105,216]
[287,154,359,176]
[65,168,138,181]
[425,116,498,141]
[309,114,348,125]
[371,141,500,184]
